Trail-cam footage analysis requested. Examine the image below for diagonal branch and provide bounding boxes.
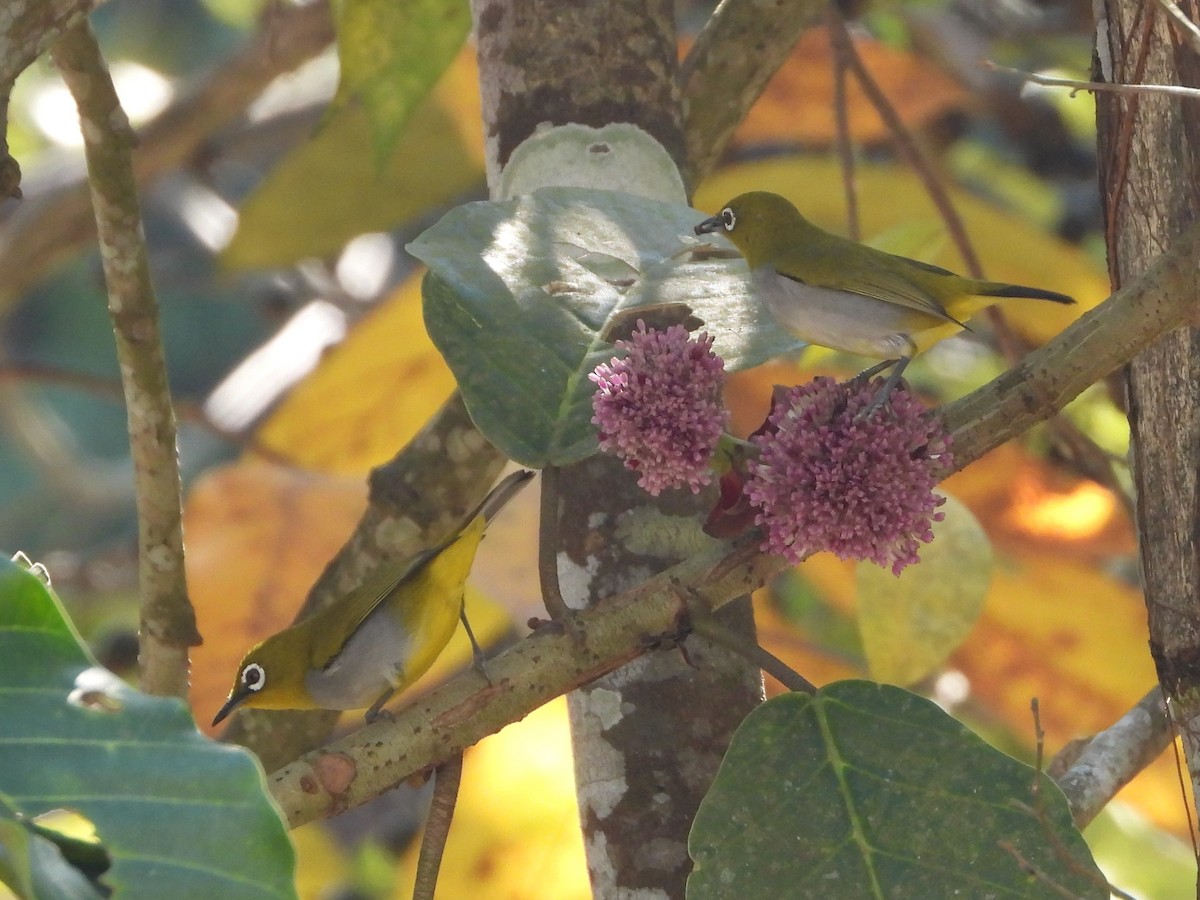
[269,215,1200,828]
[1051,688,1172,828]
[52,22,198,698]
[679,0,825,189]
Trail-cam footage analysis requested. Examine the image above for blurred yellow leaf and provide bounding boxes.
[953,551,1153,750]
[696,157,1109,344]
[292,822,350,900]
[253,273,456,473]
[393,698,589,898]
[734,27,969,147]
[857,493,993,686]
[222,48,484,270]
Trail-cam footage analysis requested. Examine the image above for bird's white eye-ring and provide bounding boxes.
[240,662,265,692]
[720,208,736,231]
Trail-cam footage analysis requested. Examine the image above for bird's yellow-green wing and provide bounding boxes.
[304,470,532,671]
[814,251,966,325]
[306,546,440,669]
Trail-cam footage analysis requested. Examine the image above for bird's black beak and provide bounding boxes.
[694,214,724,236]
[211,691,245,727]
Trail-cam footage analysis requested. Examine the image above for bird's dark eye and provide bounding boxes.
[241,663,265,692]
[721,208,736,231]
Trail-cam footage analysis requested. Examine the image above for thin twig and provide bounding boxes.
[996,841,1087,900]
[413,754,463,900]
[1163,690,1199,856]
[985,60,1200,100]
[827,9,984,278]
[690,606,816,694]
[826,5,859,241]
[52,23,198,698]
[1154,0,1200,56]
[1024,700,1135,900]
[538,465,571,620]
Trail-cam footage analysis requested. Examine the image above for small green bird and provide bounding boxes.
[212,470,533,725]
[694,191,1074,409]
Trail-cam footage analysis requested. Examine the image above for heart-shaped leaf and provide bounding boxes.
[689,682,1106,898]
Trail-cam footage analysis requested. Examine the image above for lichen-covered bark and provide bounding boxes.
[472,0,682,188]
[470,1,764,894]
[1095,0,1200,845]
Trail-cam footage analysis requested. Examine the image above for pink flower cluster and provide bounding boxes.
[745,377,952,575]
[590,321,729,495]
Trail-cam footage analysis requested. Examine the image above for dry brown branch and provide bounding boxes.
[986,59,1200,99]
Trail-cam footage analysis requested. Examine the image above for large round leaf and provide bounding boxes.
[0,558,295,899]
[688,682,1106,898]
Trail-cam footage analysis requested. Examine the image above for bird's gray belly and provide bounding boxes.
[753,266,920,358]
[304,609,412,710]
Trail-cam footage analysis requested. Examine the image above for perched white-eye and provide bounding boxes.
[212,470,533,725]
[694,191,1074,406]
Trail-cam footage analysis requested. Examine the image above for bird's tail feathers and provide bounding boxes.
[978,282,1075,305]
[475,469,535,525]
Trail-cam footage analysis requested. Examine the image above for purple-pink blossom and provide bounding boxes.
[745,377,952,575]
[590,320,729,496]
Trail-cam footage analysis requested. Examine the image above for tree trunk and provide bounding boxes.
[1095,0,1200,869]
[470,1,764,894]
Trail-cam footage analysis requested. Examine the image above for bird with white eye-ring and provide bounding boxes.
[693,191,1074,415]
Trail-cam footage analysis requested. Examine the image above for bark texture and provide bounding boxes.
[1095,0,1200,846]
[470,1,763,894]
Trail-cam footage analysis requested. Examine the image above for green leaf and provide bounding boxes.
[409,187,804,467]
[0,557,296,900]
[688,683,1106,899]
[857,493,993,686]
[333,0,471,162]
